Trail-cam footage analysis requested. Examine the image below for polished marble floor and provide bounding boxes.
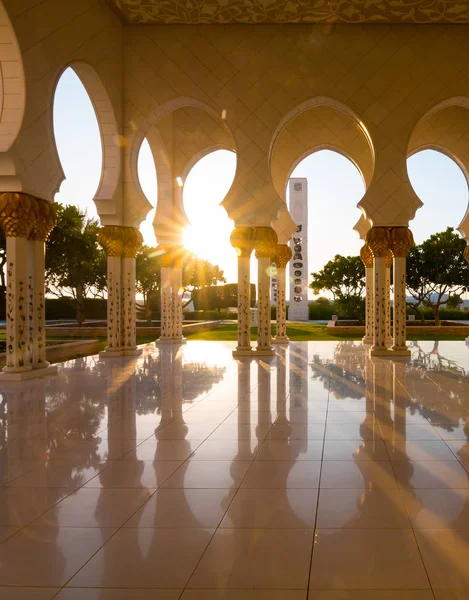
[1,340,469,599]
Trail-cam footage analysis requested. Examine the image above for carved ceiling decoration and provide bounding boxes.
[110,0,469,24]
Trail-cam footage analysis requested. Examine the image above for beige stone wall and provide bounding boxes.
[123,23,469,230]
[0,0,124,224]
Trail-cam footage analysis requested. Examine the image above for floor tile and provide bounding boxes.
[84,461,182,489]
[0,526,116,586]
[122,439,203,461]
[182,592,306,599]
[188,528,314,589]
[402,488,469,528]
[241,461,321,488]
[323,440,388,461]
[68,528,214,588]
[125,488,235,528]
[381,423,441,441]
[0,487,71,526]
[267,423,325,440]
[310,529,430,589]
[154,423,218,440]
[256,440,323,461]
[57,588,182,599]
[162,461,251,489]
[0,526,20,542]
[393,460,469,488]
[308,592,434,599]
[386,440,456,461]
[32,487,153,527]
[208,423,271,440]
[0,589,59,600]
[325,423,382,441]
[220,488,318,528]
[433,425,469,441]
[320,461,398,489]
[416,529,469,589]
[325,411,370,424]
[6,461,110,489]
[316,489,410,529]
[190,439,260,461]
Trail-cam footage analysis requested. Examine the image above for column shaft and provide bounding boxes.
[31,240,49,368]
[275,267,288,342]
[122,256,138,354]
[385,266,392,346]
[371,256,388,354]
[105,255,123,354]
[171,267,183,341]
[257,256,272,353]
[236,255,252,352]
[160,267,173,341]
[4,236,32,373]
[363,267,374,344]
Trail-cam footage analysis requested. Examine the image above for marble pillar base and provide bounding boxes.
[386,336,393,347]
[255,348,274,357]
[362,336,373,345]
[156,337,187,345]
[271,337,289,345]
[0,364,57,382]
[369,347,391,357]
[124,347,143,356]
[100,348,125,358]
[390,347,412,357]
[233,347,254,357]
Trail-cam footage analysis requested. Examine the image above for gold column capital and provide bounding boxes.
[98,225,124,257]
[360,244,373,268]
[273,244,292,268]
[253,226,278,259]
[230,226,254,258]
[389,226,414,258]
[385,249,393,268]
[98,225,143,258]
[0,192,57,240]
[366,226,389,258]
[121,227,143,258]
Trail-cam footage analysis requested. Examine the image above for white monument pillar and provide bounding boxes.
[288,178,309,322]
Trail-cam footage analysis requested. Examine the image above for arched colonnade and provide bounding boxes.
[2,0,469,378]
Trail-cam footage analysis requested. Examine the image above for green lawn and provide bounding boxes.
[182,323,468,342]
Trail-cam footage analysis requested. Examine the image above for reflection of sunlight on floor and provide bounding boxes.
[180,340,234,367]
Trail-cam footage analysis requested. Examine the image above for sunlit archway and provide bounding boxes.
[289,149,366,298]
[183,149,237,282]
[53,67,103,216]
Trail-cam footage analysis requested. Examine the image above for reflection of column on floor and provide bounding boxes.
[257,359,273,437]
[5,380,47,483]
[237,359,252,450]
[106,360,138,463]
[157,345,183,432]
[361,244,374,345]
[276,347,288,424]
[289,345,309,456]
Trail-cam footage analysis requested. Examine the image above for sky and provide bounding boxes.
[54,67,469,296]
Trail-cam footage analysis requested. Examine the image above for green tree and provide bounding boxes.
[310,254,365,319]
[406,228,469,326]
[46,204,106,325]
[182,256,226,309]
[136,246,161,324]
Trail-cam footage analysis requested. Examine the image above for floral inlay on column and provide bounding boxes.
[230,227,254,354]
[272,244,292,343]
[366,226,390,356]
[254,226,278,355]
[389,227,414,356]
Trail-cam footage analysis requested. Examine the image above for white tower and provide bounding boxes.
[288,178,309,322]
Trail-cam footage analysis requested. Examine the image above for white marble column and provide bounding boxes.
[122,256,140,355]
[360,244,373,345]
[271,244,291,345]
[367,227,390,357]
[102,255,123,356]
[389,227,414,356]
[3,236,32,375]
[159,267,174,343]
[31,240,51,369]
[254,227,277,356]
[230,227,254,357]
[171,267,184,342]
[385,251,392,347]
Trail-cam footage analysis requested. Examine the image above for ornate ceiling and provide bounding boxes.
[110,0,469,24]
